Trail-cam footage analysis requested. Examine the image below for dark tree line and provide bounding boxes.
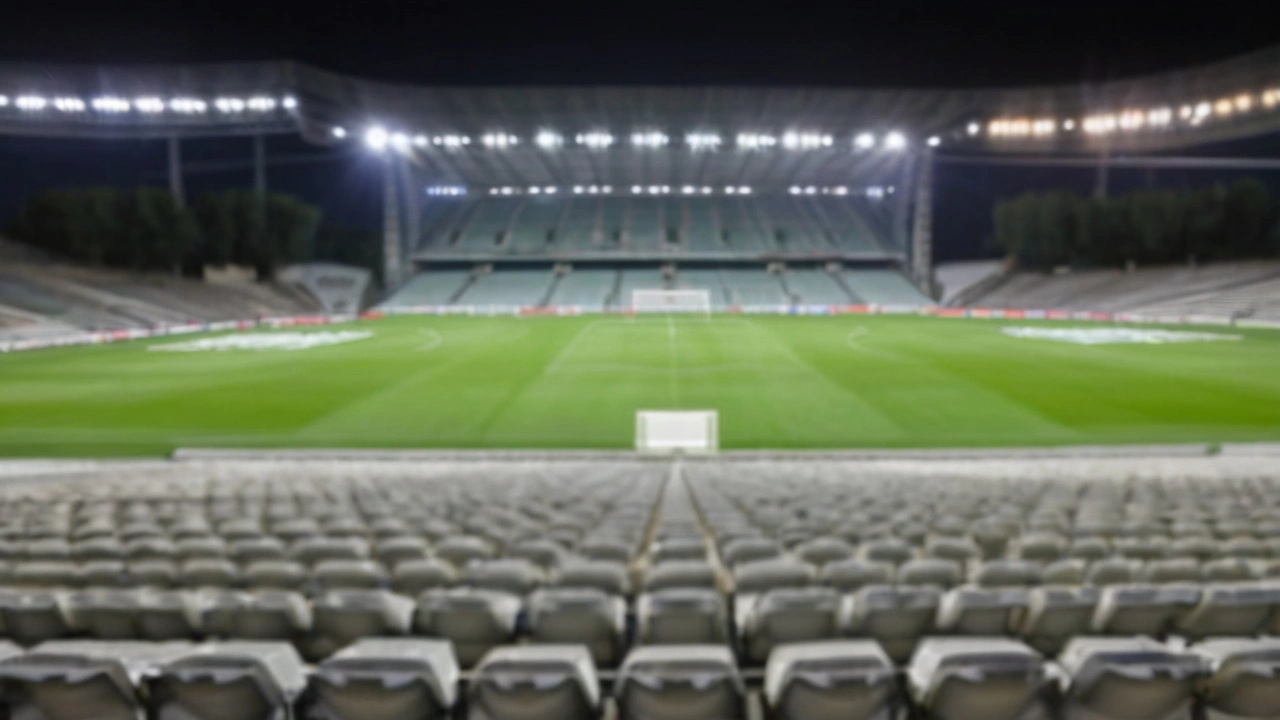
[992,178,1280,271]
[7,187,380,282]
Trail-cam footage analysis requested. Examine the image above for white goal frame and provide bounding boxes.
[631,289,713,317]
[636,410,719,454]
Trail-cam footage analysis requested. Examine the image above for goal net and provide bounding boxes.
[631,289,712,316]
[636,410,719,454]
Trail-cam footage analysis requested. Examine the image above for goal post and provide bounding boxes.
[631,289,713,317]
[636,410,719,454]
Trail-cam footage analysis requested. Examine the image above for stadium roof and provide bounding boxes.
[3,46,1280,185]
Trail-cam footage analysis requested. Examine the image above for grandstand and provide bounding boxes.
[0,452,1279,719]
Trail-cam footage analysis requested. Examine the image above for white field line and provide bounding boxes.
[845,326,870,349]
[417,329,444,352]
[541,320,608,377]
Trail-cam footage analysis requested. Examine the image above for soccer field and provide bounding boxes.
[2,314,1279,457]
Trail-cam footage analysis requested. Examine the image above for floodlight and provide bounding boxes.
[602,185,613,193]
[967,122,981,136]
[686,132,722,150]
[578,131,615,149]
[884,131,907,150]
[632,185,643,194]
[1195,101,1212,118]
[631,131,668,148]
[648,185,661,194]
[573,185,585,194]
[789,186,801,195]
[682,185,695,194]
[529,186,541,194]
[854,132,875,150]
[1062,119,1076,130]
[701,186,712,194]
[1235,94,1252,112]
[247,96,277,111]
[804,186,817,195]
[282,95,298,109]
[833,186,848,196]
[500,187,513,195]
[0,95,8,107]
[414,135,428,147]
[215,97,246,113]
[331,126,347,139]
[535,130,563,149]
[364,126,389,152]
[16,95,48,111]
[587,185,599,194]
[489,188,499,195]
[1215,98,1233,116]
[725,186,737,194]
[738,186,751,194]
[52,97,85,112]
[169,98,206,114]
[926,136,941,147]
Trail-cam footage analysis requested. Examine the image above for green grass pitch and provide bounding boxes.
[1,313,1279,457]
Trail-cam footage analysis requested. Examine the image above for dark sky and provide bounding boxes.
[2,0,1279,261]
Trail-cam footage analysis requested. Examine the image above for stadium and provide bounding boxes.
[2,21,1280,720]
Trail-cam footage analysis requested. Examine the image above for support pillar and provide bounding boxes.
[382,158,404,293]
[397,157,420,287]
[252,134,267,197]
[1094,151,1110,199]
[167,137,185,207]
[909,149,935,297]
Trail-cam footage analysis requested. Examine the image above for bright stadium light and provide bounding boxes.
[577,131,615,149]
[364,126,389,152]
[883,131,907,150]
[500,187,514,195]
[736,132,776,150]
[414,135,428,148]
[602,185,613,193]
[631,131,669,148]
[738,186,752,195]
[804,186,817,195]
[529,186,541,194]
[331,126,347,139]
[854,132,875,150]
[631,185,643,194]
[789,186,801,195]
[134,97,164,114]
[1195,101,1212,118]
[1062,119,1076,131]
[489,188,499,195]
[16,95,48,111]
[647,185,661,194]
[686,132,722,150]
[281,95,298,110]
[833,186,848,196]
[169,97,207,114]
[53,97,86,112]
[535,130,563,149]
[215,97,246,113]
[586,185,599,194]
[681,185,696,194]
[482,133,518,148]
[1147,107,1172,126]
[926,135,941,147]
[247,96,277,111]
[573,186,584,194]
[782,131,830,150]
[701,186,712,194]
[0,95,8,107]
[966,122,981,136]
[390,132,411,154]
[725,186,737,195]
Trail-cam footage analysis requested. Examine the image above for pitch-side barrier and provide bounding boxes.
[4,304,1279,354]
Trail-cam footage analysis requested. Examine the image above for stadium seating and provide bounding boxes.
[3,457,1280,717]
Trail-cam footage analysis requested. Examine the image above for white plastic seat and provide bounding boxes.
[415,588,521,667]
[937,586,1031,636]
[643,561,718,592]
[636,588,730,645]
[306,589,416,661]
[820,559,894,592]
[551,559,630,596]
[740,587,844,663]
[527,587,626,665]
[464,559,543,596]
[1192,637,1280,720]
[764,640,899,720]
[302,637,459,720]
[1174,582,1280,640]
[1091,584,1201,637]
[1018,586,1100,657]
[469,645,601,720]
[907,638,1050,720]
[0,640,193,720]
[1057,637,1204,720]
[616,645,744,720]
[846,585,942,664]
[150,641,308,720]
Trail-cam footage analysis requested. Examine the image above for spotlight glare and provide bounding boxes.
[331,126,347,139]
[926,135,941,147]
[16,95,48,111]
[281,95,298,110]
[883,131,907,150]
[364,126,389,152]
[134,97,164,114]
[854,132,875,150]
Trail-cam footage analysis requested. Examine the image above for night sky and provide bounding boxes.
[3,0,1278,261]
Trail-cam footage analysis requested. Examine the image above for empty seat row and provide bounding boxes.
[3,636,1279,720]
